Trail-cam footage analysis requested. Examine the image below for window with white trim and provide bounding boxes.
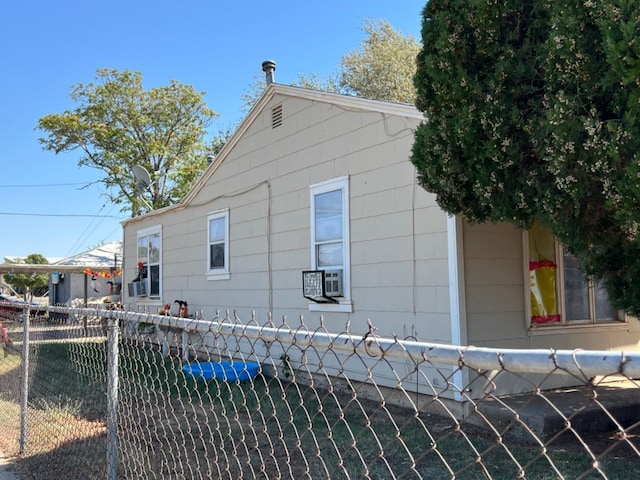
[207,209,230,280]
[309,176,351,311]
[136,225,162,298]
[527,223,624,327]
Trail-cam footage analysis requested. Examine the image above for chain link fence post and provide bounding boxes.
[3,305,640,478]
[106,313,119,480]
[19,305,30,454]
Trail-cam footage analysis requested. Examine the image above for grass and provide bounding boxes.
[0,338,108,479]
[115,345,640,479]
[1,336,638,479]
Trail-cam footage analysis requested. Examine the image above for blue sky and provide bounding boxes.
[0,0,425,261]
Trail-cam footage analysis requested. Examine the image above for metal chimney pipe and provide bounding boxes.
[262,60,276,85]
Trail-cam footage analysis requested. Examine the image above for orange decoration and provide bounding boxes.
[82,268,122,278]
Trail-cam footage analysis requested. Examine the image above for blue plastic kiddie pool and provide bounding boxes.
[182,361,260,382]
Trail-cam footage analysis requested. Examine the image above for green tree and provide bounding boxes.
[37,68,217,216]
[240,72,340,114]
[240,19,419,110]
[411,0,640,314]
[3,254,49,301]
[339,19,420,103]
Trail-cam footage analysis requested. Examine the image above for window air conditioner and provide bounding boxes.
[323,269,343,297]
[302,269,343,304]
[127,281,147,297]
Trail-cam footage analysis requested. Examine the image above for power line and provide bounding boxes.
[0,212,123,218]
[65,202,119,257]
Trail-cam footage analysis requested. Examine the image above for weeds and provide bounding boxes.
[0,338,638,479]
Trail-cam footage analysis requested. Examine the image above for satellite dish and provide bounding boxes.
[132,165,152,190]
[131,165,154,212]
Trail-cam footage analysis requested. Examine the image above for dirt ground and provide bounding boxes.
[0,317,639,479]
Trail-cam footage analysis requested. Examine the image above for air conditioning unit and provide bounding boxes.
[323,269,343,297]
[127,281,147,297]
[302,269,342,304]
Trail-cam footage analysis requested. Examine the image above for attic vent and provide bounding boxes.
[271,105,283,128]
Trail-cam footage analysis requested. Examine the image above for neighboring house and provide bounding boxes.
[50,241,123,306]
[122,81,640,400]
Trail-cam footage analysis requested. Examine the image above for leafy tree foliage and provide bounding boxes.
[240,72,340,114]
[412,0,640,315]
[206,123,237,158]
[37,68,216,216]
[3,254,49,300]
[339,19,420,103]
[241,19,419,110]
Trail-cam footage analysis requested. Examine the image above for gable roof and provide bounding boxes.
[0,242,122,275]
[52,241,122,268]
[123,84,424,227]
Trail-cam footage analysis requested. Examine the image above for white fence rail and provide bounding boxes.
[0,305,639,479]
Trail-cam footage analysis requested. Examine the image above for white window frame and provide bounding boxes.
[523,230,626,333]
[206,208,230,281]
[309,176,352,313]
[555,244,625,325]
[136,225,162,300]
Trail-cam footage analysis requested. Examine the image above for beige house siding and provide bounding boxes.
[123,88,451,343]
[464,224,640,395]
[122,85,640,400]
[464,220,640,349]
[463,220,640,396]
[464,222,529,348]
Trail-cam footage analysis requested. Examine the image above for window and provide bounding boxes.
[527,223,623,327]
[207,209,229,280]
[136,226,162,298]
[560,250,618,323]
[309,176,351,312]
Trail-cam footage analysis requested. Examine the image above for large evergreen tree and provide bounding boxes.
[412,0,640,315]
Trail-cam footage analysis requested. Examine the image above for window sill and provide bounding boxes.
[133,299,163,307]
[528,322,629,336]
[207,272,230,281]
[308,301,353,313]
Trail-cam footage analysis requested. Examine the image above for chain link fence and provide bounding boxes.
[1,304,639,479]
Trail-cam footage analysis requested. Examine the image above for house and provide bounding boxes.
[50,241,123,306]
[122,75,640,400]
